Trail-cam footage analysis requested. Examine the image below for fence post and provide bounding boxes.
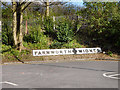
[25,20,28,35]
[53,16,55,30]
[42,16,44,22]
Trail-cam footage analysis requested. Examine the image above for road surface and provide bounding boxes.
[1,60,119,88]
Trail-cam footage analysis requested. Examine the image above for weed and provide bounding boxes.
[107,51,113,57]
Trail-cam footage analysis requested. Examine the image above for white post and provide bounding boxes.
[42,16,44,22]
[53,16,55,30]
[0,21,1,32]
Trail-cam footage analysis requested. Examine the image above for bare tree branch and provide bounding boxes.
[1,2,12,11]
[20,2,26,6]
[22,2,32,12]
[49,2,67,6]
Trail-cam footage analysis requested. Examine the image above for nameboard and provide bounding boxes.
[33,48,102,56]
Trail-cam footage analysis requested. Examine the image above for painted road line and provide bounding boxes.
[103,72,120,79]
[0,81,18,86]
[109,74,120,77]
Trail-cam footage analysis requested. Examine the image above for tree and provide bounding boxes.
[77,2,120,51]
[1,1,32,51]
[2,4,13,45]
[50,3,79,16]
[32,0,67,17]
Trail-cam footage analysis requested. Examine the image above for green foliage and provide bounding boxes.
[2,44,12,53]
[43,16,54,34]
[2,44,18,57]
[24,29,42,43]
[23,42,49,49]
[21,49,30,55]
[2,44,19,59]
[49,40,64,49]
[23,25,48,44]
[2,1,120,60]
[116,37,120,47]
[23,25,49,49]
[2,44,31,61]
[11,49,20,58]
[77,2,120,51]
[2,22,13,45]
[107,51,113,57]
[50,40,83,49]
[50,3,78,16]
[2,4,13,46]
[56,18,74,42]
[2,5,12,20]
[62,40,83,48]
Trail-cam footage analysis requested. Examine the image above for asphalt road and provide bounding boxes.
[1,60,119,88]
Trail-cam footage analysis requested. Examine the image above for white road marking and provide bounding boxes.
[20,72,41,75]
[103,72,120,79]
[109,74,120,77]
[0,81,18,86]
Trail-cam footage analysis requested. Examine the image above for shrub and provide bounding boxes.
[49,40,64,49]
[2,22,13,45]
[43,16,54,34]
[23,41,49,50]
[107,51,113,57]
[23,24,50,49]
[24,25,42,43]
[116,37,120,47]
[23,25,48,45]
[2,44,31,61]
[62,40,83,48]
[56,18,74,42]
[2,44,20,59]
[2,44,12,55]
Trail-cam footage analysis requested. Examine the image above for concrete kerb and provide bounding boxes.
[2,58,96,65]
[1,58,120,65]
[96,58,120,61]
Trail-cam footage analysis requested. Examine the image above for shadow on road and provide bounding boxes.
[31,64,116,72]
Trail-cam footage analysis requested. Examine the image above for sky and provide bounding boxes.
[69,0,84,7]
[71,2,84,7]
[1,0,119,7]
[1,0,120,2]
[1,0,84,7]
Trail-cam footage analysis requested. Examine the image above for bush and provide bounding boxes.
[24,25,41,43]
[62,40,84,48]
[2,44,20,59]
[2,44,31,62]
[2,44,12,55]
[43,16,54,34]
[23,25,48,44]
[49,40,83,49]
[25,42,49,49]
[23,24,50,49]
[2,22,13,45]
[107,51,113,57]
[23,41,49,50]
[116,37,120,47]
[56,18,74,42]
[49,40,64,49]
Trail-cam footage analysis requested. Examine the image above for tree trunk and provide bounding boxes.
[19,10,23,52]
[12,1,31,51]
[12,1,17,46]
[12,1,23,51]
[25,20,28,35]
[17,1,24,52]
[46,0,49,16]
